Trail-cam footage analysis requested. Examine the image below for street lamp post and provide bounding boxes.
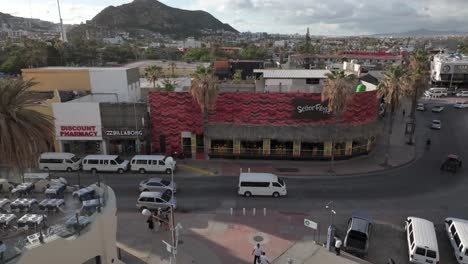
[325,201,336,251]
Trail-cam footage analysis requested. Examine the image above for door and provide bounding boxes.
[160,135,166,153]
[258,182,272,196]
[158,160,167,172]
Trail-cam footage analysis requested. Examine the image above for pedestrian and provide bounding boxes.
[251,243,262,264]
[259,251,271,264]
[402,109,406,116]
[146,216,154,232]
[0,240,6,262]
[335,238,342,256]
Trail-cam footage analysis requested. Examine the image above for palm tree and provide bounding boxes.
[144,65,163,89]
[321,70,357,172]
[169,62,177,77]
[189,65,219,159]
[0,78,53,179]
[404,50,429,144]
[379,65,406,166]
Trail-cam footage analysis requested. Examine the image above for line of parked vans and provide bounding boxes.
[405,216,468,264]
[38,152,176,174]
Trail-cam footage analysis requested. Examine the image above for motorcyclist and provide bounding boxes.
[426,138,431,146]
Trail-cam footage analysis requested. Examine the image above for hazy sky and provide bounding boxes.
[2,0,468,35]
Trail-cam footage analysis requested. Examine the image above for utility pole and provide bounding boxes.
[56,0,67,42]
[325,201,336,251]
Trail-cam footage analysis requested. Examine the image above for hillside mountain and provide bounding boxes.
[373,28,468,37]
[75,0,237,38]
[0,12,58,32]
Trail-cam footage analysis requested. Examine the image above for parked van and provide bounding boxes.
[39,152,81,172]
[82,155,129,174]
[425,87,448,97]
[238,172,287,197]
[130,155,176,174]
[405,217,439,264]
[445,217,468,264]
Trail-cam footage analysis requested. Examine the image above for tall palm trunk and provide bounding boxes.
[383,106,395,166]
[408,91,418,145]
[203,111,209,160]
[329,112,341,173]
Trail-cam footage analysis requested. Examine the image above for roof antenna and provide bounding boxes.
[57,0,68,42]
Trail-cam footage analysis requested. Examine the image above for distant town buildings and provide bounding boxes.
[431,53,468,88]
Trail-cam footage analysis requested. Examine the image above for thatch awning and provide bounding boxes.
[207,120,383,141]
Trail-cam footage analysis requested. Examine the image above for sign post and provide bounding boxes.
[304,218,319,242]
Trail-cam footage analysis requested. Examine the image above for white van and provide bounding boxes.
[130,155,176,174]
[425,87,448,97]
[445,218,468,264]
[405,217,439,264]
[39,152,81,172]
[238,172,287,197]
[82,155,129,174]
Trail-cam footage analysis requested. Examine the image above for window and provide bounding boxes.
[136,160,148,165]
[87,159,99,165]
[66,160,73,164]
[455,233,462,247]
[451,225,457,236]
[408,224,413,234]
[426,250,437,259]
[71,156,80,163]
[272,182,281,187]
[155,198,164,203]
[159,160,166,166]
[110,160,117,165]
[131,160,136,164]
[148,182,161,187]
[161,179,171,186]
[103,160,109,165]
[115,156,124,164]
[40,159,63,163]
[409,232,414,244]
[306,78,320,85]
[152,160,158,165]
[460,244,464,253]
[240,182,270,187]
[415,247,426,256]
[139,197,154,202]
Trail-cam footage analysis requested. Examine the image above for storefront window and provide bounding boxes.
[301,142,324,157]
[109,139,137,156]
[211,140,233,155]
[271,140,293,156]
[240,141,263,156]
[63,141,101,155]
[334,142,346,157]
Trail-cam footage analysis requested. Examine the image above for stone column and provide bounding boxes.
[263,139,271,156]
[191,134,197,159]
[366,137,373,152]
[233,139,241,155]
[345,141,353,156]
[293,140,301,157]
[324,141,333,157]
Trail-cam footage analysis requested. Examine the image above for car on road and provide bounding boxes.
[82,155,129,174]
[136,189,176,211]
[39,152,81,172]
[344,211,373,257]
[425,88,448,97]
[432,106,445,113]
[139,178,177,193]
[444,217,468,264]
[238,172,287,197]
[416,103,426,111]
[456,91,468,97]
[130,155,176,174]
[405,217,439,264]
[454,101,468,109]
[441,154,462,173]
[431,120,441,130]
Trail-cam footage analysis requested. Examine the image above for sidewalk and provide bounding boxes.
[179,101,416,177]
[116,211,368,264]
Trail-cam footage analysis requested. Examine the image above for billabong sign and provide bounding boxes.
[292,98,332,119]
[104,129,143,137]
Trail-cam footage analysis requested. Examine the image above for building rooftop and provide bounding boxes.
[434,53,468,63]
[22,67,131,71]
[254,69,331,79]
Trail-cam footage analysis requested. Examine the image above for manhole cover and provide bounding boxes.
[276,168,299,173]
[253,235,264,242]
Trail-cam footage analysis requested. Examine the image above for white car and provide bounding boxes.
[139,178,177,193]
[416,103,425,111]
[454,102,468,109]
[432,106,444,113]
[456,91,468,97]
[431,120,441,130]
[136,190,177,211]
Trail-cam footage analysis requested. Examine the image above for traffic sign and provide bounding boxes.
[304,218,317,230]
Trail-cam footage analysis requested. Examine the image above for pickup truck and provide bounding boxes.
[344,211,373,258]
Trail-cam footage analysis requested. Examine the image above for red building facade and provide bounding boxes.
[149,91,382,160]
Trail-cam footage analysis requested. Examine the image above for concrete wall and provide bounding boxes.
[22,69,91,92]
[53,102,103,141]
[265,79,324,93]
[17,185,123,264]
[90,68,140,102]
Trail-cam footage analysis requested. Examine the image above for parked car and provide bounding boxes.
[416,103,426,111]
[139,178,177,193]
[130,155,176,174]
[456,91,468,97]
[344,211,373,257]
[39,152,81,172]
[441,154,462,173]
[405,217,439,264]
[444,217,468,264]
[82,155,129,174]
[454,101,468,109]
[432,106,444,113]
[136,189,177,211]
[431,120,441,130]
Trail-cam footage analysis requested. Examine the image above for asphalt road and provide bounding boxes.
[56,99,468,264]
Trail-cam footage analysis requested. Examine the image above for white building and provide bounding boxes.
[88,67,141,102]
[254,69,331,93]
[431,53,468,88]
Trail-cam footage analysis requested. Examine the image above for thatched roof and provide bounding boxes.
[207,120,383,141]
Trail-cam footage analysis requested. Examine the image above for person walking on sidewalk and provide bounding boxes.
[402,109,406,116]
[259,251,271,264]
[251,243,262,264]
[146,216,154,232]
[335,238,342,256]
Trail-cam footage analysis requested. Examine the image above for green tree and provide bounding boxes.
[233,69,242,84]
[379,65,406,166]
[144,65,163,88]
[321,70,357,172]
[162,79,177,91]
[305,27,312,53]
[0,79,53,177]
[189,65,219,159]
[240,45,268,60]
